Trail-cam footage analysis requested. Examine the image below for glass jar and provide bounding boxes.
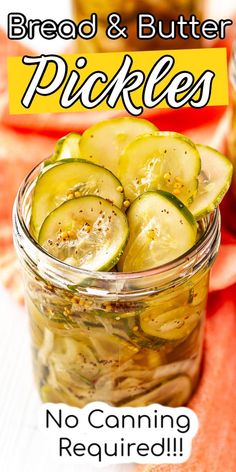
[73,0,203,53]
[13,161,220,408]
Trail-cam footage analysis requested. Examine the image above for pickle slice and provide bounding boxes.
[41,385,64,403]
[45,132,81,166]
[118,132,201,204]
[51,336,100,381]
[140,306,200,341]
[123,375,192,407]
[79,117,158,174]
[118,191,197,272]
[90,332,138,364]
[189,144,233,219]
[31,160,124,239]
[41,384,90,407]
[38,196,129,271]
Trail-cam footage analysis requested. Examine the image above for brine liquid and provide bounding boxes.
[25,268,209,407]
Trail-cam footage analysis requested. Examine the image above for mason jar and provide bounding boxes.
[13,161,220,408]
[72,0,204,53]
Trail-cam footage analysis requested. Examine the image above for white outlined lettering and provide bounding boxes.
[21,53,215,114]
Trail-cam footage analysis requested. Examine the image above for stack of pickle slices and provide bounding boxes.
[31,117,232,273]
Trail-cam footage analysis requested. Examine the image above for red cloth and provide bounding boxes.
[137,286,236,472]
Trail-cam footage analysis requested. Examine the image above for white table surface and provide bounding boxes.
[0,285,134,472]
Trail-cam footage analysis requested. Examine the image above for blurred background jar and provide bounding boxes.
[72,0,204,53]
[228,42,236,194]
[225,41,236,233]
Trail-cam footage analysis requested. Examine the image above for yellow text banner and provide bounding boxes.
[7,48,228,115]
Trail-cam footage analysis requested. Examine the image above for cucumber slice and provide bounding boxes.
[79,117,158,175]
[45,132,81,166]
[189,144,233,219]
[31,160,124,239]
[118,191,197,272]
[118,132,201,205]
[38,196,129,271]
[41,384,64,403]
[51,336,100,381]
[90,333,138,364]
[140,306,200,341]
[123,375,192,407]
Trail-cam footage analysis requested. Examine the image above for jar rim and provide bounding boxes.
[13,160,221,296]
